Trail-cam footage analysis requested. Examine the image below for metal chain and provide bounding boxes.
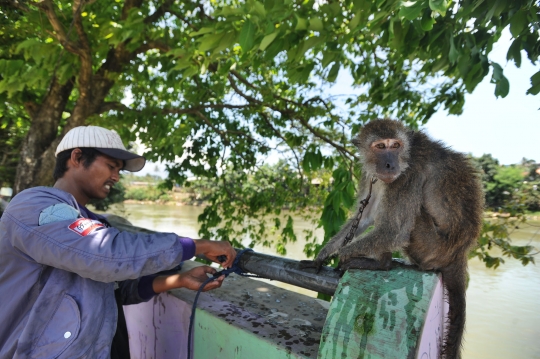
[343,177,377,246]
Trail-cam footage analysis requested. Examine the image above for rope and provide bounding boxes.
[187,248,259,359]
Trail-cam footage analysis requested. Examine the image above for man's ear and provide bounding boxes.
[69,148,83,168]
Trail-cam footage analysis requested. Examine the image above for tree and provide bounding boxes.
[1,0,538,266]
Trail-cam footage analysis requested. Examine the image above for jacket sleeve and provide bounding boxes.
[116,277,156,305]
[3,210,193,283]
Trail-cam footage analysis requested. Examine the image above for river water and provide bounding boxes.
[106,203,540,359]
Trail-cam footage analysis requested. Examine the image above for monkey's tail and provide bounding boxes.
[440,259,468,359]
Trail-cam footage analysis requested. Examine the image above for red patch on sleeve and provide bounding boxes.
[68,218,104,236]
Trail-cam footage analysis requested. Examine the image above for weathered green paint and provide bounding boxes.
[318,268,439,359]
[194,308,308,359]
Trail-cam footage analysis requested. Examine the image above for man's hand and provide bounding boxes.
[193,239,236,268]
[152,266,225,293]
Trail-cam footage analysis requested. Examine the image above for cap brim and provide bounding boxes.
[95,148,146,172]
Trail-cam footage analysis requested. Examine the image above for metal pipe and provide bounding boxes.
[237,251,340,296]
[105,215,340,295]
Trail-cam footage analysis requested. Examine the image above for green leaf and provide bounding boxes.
[198,33,225,52]
[212,32,237,55]
[349,11,362,30]
[390,19,404,48]
[15,39,41,54]
[189,27,215,37]
[327,62,340,82]
[353,0,371,12]
[252,1,266,17]
[239,20,256,52]
[490,62,510,98]
[295,16,308,31]
[183,66,198,78]
[173,57,192,71]
[264,0,275,11]
[526,71,540,95]
[302,152,313,172]
[506,38,522,68]
[322,52,337,68]
[421,12,435,31]
[300,36,325,57]
[259,32,278,51]
[309,18,324,32]
[399,0,425,20]
[428,0,447,16]
[449,36,459,64]
[510,10,527,38]
[332,191,342,213]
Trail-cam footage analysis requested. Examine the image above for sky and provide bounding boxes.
[137,29,539,178]
[328,29,539,165]
[422,31,539,165]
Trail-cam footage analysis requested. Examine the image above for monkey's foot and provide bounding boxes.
[339,257,392,271]
[299,260,324,273]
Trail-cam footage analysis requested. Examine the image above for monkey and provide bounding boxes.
[301,119,484,359]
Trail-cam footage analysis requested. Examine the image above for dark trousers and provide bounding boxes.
[111,289,131,359]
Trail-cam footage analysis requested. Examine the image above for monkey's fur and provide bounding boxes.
[302,119,484,359]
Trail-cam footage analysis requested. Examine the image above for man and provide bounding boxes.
[0,126,236,358]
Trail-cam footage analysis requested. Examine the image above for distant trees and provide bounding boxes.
[472,154,540,213]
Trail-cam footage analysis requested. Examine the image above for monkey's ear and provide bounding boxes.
[351,137,361,147]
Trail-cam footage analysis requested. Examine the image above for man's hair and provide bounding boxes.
[53,148,101,181]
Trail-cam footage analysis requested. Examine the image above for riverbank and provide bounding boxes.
[118,199,540,221]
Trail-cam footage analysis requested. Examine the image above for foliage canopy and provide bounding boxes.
[0,0,538,272]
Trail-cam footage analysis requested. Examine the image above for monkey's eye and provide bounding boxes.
[392,142,401,149]
[376,143,385,149]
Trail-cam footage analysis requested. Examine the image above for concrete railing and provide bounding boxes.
[106,215,447,359]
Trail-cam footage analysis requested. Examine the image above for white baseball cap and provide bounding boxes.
[55,126,146,172]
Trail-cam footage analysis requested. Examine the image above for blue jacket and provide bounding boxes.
[0,187,192,358]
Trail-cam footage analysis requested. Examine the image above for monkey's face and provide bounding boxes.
[354,119,411,182]
[369,139,404,183]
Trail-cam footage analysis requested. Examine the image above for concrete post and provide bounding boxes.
[318,267,447,359]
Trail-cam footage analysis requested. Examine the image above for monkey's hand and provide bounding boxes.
[299,243,336,272]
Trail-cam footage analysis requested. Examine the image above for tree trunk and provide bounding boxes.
[13,58,123,195]
[11,0,149,196]
[13,78,74,194]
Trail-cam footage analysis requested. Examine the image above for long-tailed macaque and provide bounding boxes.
[302,119,484,359]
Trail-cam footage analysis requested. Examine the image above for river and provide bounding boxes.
[104,203,540,359]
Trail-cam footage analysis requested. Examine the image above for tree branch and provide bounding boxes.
[230,70,257,90]
[228,74,262,104]
[97,101,130,114]
[295,113,359,161]
[261,112,304,179]
[4,0,30,12]
[99,102,252,115]
[23,101,39,119]
[71,0,93,96]
[144,0,174,24]
[193,110,231,146]
[121,0,144,20]
[197,3,214,21]
[228,73,359,161]
[35,0,82,56]
[168,10,199,31]
[135,41,171,55]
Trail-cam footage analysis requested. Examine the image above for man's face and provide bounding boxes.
[74,153,123,201]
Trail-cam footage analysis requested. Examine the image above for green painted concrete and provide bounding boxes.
[194,308,310,359]
[318,268,439,359]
